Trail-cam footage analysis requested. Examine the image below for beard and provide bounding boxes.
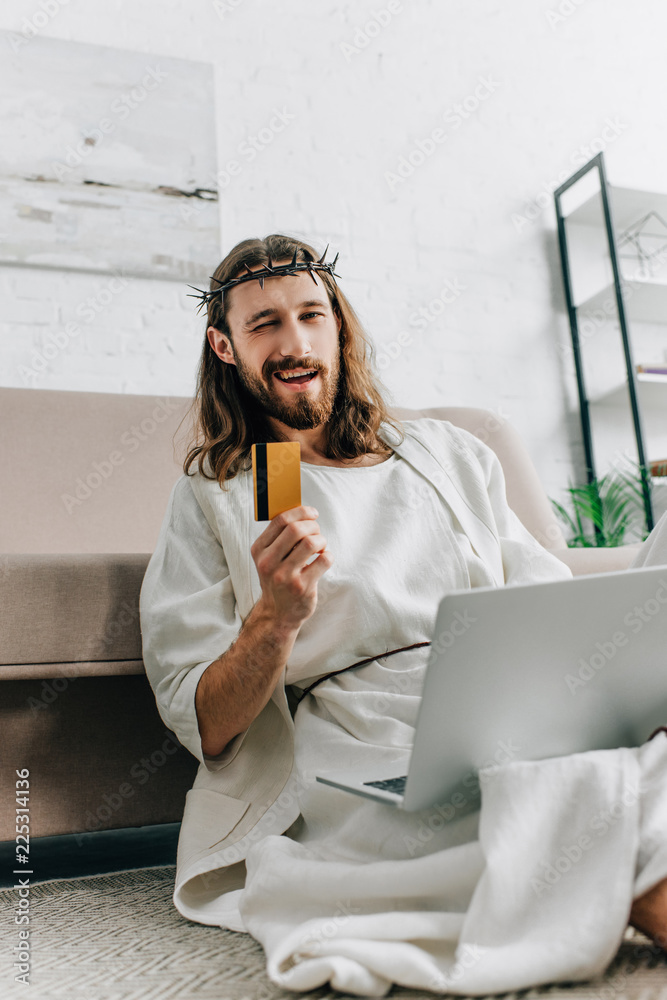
[232,347,341,431]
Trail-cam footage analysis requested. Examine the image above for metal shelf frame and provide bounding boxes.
[553,151,654,533]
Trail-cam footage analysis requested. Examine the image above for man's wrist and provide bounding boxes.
[251,598,301,645]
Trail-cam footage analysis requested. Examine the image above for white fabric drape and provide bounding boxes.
[239,735,667,996]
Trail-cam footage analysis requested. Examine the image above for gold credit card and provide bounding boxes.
[251,441,301,520]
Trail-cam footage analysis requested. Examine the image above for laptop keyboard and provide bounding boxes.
[363,775,407,795]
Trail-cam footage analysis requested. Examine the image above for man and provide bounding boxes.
[139,234,667,996]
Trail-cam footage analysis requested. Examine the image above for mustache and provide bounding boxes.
[267,360,324,376]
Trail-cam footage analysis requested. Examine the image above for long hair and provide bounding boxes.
[183,233,405,488]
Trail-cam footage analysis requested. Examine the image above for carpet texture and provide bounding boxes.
[1,865,666,1000]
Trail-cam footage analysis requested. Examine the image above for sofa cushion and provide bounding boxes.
[0,553,147,676]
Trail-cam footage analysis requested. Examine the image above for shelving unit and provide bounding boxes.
[553,152,667,535]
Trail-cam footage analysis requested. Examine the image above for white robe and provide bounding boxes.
[139,419,667,993]
[201,447,667,996]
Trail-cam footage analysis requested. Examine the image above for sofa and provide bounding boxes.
[0,387,640,842]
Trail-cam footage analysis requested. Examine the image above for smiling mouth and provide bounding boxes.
[274,370,319,385]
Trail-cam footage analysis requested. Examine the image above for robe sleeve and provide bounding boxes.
[630,509,667,568]
[139,475,245,770]
[448,425,573,587]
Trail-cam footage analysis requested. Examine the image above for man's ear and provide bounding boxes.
[207,326,236,366]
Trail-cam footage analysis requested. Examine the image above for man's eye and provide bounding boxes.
[252,312,322,332]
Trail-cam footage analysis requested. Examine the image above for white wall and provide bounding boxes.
[2,0,667,500]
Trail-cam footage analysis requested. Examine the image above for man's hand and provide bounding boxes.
[195,505,333,758]
[252,505,334,631]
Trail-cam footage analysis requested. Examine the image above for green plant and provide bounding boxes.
[551,461,652,547]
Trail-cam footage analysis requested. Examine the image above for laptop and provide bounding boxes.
[315,565,667,811]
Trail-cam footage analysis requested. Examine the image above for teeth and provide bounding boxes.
[277,370,316,380]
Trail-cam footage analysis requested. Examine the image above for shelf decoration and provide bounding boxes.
[650,459,667,478]
[618,211,667,279]
[636,363,667,376]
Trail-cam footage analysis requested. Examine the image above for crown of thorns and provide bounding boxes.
[187,245,341,314]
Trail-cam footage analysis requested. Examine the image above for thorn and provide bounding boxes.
[332,252,339,269]
[317,244,329,264]
[307,263,318,285]
[291,249,298,267]
[243,263,254,276]
[258,275,265,290]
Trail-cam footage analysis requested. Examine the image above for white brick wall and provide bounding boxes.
[2,0,666,501]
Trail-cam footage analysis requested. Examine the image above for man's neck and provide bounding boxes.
[264,416,393,468]
[266,417,330,464]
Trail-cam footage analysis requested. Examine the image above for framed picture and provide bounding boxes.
[0,32,220,282]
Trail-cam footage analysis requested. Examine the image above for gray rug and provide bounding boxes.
[1,865,666,1000]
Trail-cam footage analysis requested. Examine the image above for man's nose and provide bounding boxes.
[279,317,312,357]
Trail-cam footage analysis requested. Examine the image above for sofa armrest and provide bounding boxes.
[549,544,643,576]
[0,552,150,678]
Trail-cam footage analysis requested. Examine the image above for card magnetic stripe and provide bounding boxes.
[254,442,269,521]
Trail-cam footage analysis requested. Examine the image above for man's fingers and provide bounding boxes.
[253,507,321,566]
[282,531,327,565]
[253,506,318,549]
[303,547,334,576]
